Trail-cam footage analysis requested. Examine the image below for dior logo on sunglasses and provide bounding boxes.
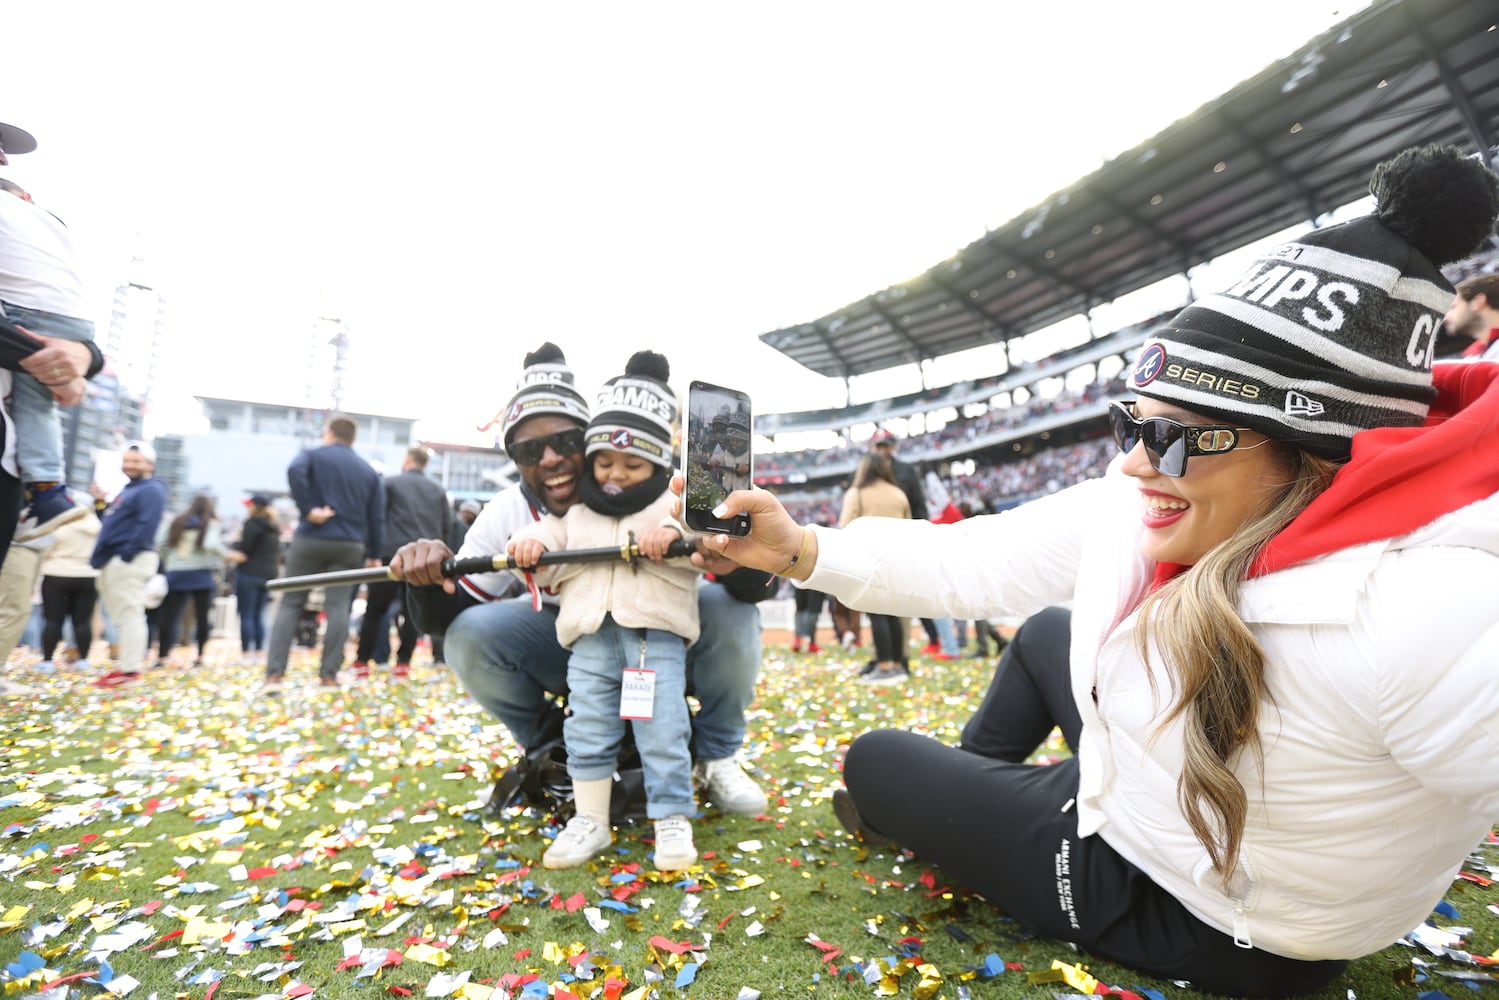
[1107,401,1256,478]
[507,428,585,465]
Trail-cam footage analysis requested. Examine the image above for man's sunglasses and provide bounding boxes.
[507,428,585,466]
[1107,401,1262,478]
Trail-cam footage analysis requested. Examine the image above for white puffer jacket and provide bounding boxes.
[804,467,1499,961]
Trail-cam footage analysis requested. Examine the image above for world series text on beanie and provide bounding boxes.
[1129,144,1499,460]
[586,351,677,469]
[498,342,591,450]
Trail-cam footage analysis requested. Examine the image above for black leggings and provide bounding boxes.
[866,612,903,662]
[842,607,1347,997]
[40,576,97,660]
[158,588,214,660]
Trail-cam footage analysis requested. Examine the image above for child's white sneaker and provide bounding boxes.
[652,814,697,871]
[543,814,612,869]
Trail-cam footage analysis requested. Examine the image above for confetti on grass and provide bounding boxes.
[1,645,1495,998]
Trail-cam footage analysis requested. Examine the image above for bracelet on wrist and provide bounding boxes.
[775,527,813,578]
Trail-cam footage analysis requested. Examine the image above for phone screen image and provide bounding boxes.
[682,380,752,536]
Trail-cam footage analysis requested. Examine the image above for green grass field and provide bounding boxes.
[1,640,1494,999]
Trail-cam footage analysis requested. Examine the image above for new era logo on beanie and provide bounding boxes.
[1131,144,1499,460]
[587,351,677,469]
[499,342,591,449]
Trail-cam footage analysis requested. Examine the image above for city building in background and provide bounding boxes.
[422,442,515,502]
[179,398,418,516]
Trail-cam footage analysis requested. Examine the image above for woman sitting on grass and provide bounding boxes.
[683,145,1499,997]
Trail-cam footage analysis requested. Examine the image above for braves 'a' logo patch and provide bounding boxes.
[1133,344,1167,386]
[610,429,634,450]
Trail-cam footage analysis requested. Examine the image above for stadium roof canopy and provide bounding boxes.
[760,0,1499,380]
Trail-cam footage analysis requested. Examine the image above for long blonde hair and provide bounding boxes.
[1136,447,1342,885]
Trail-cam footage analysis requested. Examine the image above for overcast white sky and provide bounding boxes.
[5,2,1367,446]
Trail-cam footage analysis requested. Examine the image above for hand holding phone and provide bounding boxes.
[680,380,753,536]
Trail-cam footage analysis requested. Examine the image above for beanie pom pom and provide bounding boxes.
[1372,144,1499,266]
[524,342,567,367]
[624,350,670,382]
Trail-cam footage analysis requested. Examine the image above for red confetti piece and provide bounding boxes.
[555,991,580,1000]
[334,955,363,971]
[716,912,736,930]
[387,988,413,996]
[648,935,692,954]
[204,981,221,1000]
[287,985,316,998]
[564,892,587,912]
[604,978,627,1000]
[38,973,96,991]
[513,949,531,960]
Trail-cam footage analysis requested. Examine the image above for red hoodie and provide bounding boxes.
[1254,362,1499,575]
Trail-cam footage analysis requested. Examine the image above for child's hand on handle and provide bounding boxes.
[668,475,814,579]
[506,537,547,569]
[637,526,681,562]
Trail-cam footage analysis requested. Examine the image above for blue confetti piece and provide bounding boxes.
[521,980,550,997]
[5,951,44,980]
[609,871,637,883]
[981,954,1005,977]
[597,899,638,913]
[1416,992,1452,1000]
[1131,987,1169,1000]
[1433,900,1460,919]
[93,960,115,985]
[675,962,699,987]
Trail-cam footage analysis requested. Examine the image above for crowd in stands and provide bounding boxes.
[757,373,1126,479]
[776,435,1117,526]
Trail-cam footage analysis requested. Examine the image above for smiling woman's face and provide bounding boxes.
[1120,398,1289,565]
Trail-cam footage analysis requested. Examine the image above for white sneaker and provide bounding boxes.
[652,815,697,871]
[543,814,612,869]
[840,631,857,650]
[694,756,768,816]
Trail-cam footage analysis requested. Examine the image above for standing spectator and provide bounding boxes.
[1445,273,1499,358]
[155,494,227,668]
[791,585,826,654]
[871,429,937,655]
[838,453,910,686]
[37,509,100,667]
[0,173,96,541]
[432,499,483,666]
[263,414,384,692]
[89,441,168,688]
[450,498,481,550]
[352,446,451,680]
[226,493,279,664]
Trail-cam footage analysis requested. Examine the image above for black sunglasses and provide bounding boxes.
[1107,401,1260,477]
[507,428,585,466]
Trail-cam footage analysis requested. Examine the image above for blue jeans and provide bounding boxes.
[2,303,96,484]
[235,573,270,651]
[445,578,762,758]
[567,617,693,818]
[933,616,960,656]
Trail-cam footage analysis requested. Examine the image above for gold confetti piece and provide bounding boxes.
[404,943,452,966]
[330,919,368,934]
[733,875,765,890]
[0,905,29,930]
[456,985,495,1000]
[182,916,231,944]
[210,850,243,864]
[911,962,944,1000]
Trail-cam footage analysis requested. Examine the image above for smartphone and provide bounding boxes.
[681,380,753,536]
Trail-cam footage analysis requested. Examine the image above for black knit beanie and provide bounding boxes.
[1130,144,1499,459]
